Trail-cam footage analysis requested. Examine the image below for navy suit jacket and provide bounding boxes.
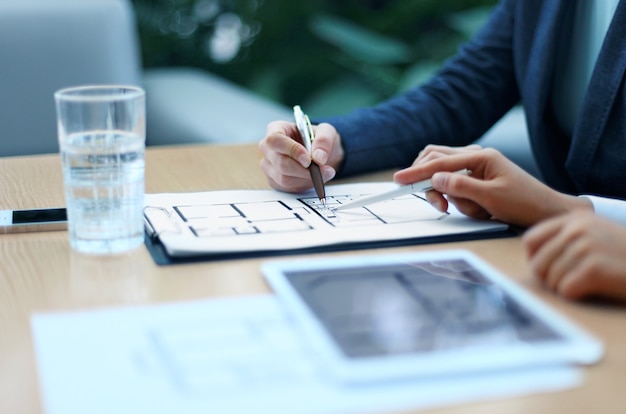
[325,0,626,198]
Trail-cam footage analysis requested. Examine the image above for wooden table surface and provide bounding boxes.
[0,144,624,414]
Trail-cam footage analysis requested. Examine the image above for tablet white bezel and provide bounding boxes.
[262,250,604,384]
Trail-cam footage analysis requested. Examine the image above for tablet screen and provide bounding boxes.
[282,258,563,358]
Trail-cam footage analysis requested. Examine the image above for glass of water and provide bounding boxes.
[55,85,146,255]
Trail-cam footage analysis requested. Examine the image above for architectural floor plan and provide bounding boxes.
[143,182,508,258]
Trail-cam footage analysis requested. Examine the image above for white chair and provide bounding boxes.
[0,0,141,156]
[0,0,291,157]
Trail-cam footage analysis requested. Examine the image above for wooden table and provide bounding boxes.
[0,144,624,414]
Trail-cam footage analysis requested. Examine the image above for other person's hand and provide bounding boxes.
[523,212,626,301]
[393,148,592,227]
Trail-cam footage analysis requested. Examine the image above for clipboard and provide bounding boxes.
[142,183,517,265]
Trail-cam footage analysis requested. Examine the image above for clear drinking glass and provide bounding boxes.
[55,85,146,254]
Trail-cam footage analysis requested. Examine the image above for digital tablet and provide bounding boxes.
[262,250,604,384]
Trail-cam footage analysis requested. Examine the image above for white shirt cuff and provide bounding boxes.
[581,195,626,226]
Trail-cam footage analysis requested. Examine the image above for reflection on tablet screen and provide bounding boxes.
[284,259,562,358]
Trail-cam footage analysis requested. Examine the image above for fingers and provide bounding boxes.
[542,233,590,293]
[412,149,447,166]
[259,121,340,193]
[523,213,626,301]
[445,195,492,220]
[424,190,448,212]
[259,156,312,192]
[395,148,494,185]
[259,156,336,192]
[424,181,491,220]
[550,253,599,300]
[395,149,502,221]
[429,171,492,220]
[523,215,582,294]
[429,170,495,218]
[523,214,596,290]
[558,258,626,300]
[415,144,482,165]
[311,123,344,170]
[522,216,562,257]
[422,171,492,220]
[522,216,583,297]
[522,215,570,274]
[430,170,483,199]
[309,123,334,164]
[259,122,312,192]
[262,122,311,167]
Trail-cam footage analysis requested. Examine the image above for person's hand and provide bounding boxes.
[523,212,626,301]
[393,148,592,227]
[258,121,344,192]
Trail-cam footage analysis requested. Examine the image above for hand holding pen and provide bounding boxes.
[258,110,344,194]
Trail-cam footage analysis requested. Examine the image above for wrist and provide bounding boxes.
[552,193,594,216]
[525,192,594,227]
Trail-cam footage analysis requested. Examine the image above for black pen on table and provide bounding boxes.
[293,105,326,206]
[0,207,67,233]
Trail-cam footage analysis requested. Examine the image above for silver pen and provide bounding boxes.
[293,105,326,205]
[335,169,471,211]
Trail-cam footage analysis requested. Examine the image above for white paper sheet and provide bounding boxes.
[32,295,581,414]
[144,183,508,257]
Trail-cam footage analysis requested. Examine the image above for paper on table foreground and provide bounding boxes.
[32,295,581,414]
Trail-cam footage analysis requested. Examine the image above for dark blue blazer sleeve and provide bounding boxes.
[321,0,521,177]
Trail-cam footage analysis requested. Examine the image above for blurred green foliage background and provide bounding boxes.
[131,0,497,117]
